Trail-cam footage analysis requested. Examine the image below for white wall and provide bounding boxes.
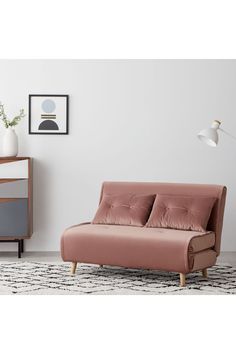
[0,59,235,251]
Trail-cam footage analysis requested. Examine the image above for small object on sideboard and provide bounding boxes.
[0,103,25,157]
[0,157,33,258]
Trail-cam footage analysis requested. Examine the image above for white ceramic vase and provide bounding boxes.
[2,127,18,157]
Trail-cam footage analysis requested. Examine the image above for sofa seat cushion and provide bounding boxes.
[61,224,215,273]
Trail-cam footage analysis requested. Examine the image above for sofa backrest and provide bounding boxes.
[100,181,227,255]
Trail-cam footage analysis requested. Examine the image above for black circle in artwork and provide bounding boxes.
[38,120,59,130]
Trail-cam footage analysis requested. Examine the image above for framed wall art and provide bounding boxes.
[29,94,69,134]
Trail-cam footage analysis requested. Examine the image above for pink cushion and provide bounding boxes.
[146,194,216,232]
[92,194,155,226]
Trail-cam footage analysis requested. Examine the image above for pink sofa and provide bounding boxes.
[61,182,227,286]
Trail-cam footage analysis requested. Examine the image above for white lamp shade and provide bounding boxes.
[198,128,219,147]
[197,120,221,147]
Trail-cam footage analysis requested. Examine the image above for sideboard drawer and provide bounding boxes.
[0,180,28,198]
[0,199,28,236]
[0,159,28,178]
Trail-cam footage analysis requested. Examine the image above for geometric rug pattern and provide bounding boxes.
[0,262,236,295]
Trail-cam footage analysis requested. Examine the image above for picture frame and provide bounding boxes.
[28,94,69,135]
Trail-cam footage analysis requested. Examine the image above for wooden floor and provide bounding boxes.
[0,252,235,266]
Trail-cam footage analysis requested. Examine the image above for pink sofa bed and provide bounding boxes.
[61,182,227,286]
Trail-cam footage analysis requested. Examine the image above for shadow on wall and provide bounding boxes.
[32,159,50,240]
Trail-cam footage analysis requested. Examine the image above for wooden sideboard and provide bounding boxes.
[0,157,32,258]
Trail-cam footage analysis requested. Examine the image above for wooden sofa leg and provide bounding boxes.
[180,273,186,287]
[99,265,103,268]
[71,262,77,275]
[202,268,208,278]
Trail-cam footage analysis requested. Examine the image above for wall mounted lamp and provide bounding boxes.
[198,120,221,147]
[198,120,236,147]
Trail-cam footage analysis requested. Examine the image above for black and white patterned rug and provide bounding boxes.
[0,262,235,295]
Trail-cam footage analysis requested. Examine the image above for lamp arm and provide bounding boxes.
[219,128,236,141]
